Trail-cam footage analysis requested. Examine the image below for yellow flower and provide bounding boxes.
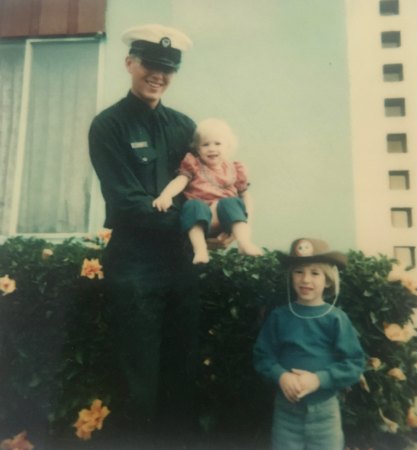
[359,374,370,393]
[387,368,406,381]
[98,229,112,245]
[0,275,16,296]
[384,322,414,343]
[368,357,382,369]
[379,408,399,433]
[402,322,416,341]
[42,248,54,259]
[74,399,110,440]
[388,263,417,295]
[387,263,404,282]
[80,259,104,280]
[203,358,212,366]
[407,405,417,428]
[0,430,34,450]
[401,277,417,296]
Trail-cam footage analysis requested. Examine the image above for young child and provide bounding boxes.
[153,118,263,264]
[253,238,365,450]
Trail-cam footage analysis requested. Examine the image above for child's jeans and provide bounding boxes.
[272,395,344,450]
[180,197,247,234]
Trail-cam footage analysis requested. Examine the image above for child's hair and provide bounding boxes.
[191,118,238,157]
[290,262,340,297]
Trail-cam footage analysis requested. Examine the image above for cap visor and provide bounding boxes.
[138,56,179,71]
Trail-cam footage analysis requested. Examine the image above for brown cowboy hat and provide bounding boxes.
[279,238,347,268]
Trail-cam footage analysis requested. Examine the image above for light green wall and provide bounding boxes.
[101,0,355,252]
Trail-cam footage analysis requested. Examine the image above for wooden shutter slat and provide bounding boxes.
[77,0,106,34]
[0,0,106,38]
[38,0,70,36]
[0,0,33,37]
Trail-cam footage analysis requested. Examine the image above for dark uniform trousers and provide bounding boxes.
[102,227,200,443]
[88,92,199,448]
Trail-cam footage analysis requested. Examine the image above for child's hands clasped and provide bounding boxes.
[279,369,320,403]
[279,372,303,403]
[291,369,320,399]
[152,195,173,212]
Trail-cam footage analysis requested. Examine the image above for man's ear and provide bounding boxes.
[125,56,135,73]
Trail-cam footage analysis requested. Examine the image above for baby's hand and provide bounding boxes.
[279,372,302,403]
[291,369,320,399]
[152,195,173,212]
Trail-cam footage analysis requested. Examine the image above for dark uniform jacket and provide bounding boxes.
[89,91,195,233]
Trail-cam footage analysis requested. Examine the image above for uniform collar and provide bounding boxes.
[125,90,169,125]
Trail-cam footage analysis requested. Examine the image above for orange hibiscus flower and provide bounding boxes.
[0,275,16,296]
[407,405,417,428]
[74,399,110,440]
[387,368,406,381]
[80,258,104,280]
[384,322,415,343]
[0,431,33,450]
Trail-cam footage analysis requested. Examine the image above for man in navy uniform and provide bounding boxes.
[89,24,202,448]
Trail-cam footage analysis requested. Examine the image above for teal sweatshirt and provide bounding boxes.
[253,303,365,405]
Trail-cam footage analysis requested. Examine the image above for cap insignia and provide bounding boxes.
[160,37,171,48]
[295,239,314,257]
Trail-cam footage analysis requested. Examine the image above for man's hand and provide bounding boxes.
[279,372,303,403]
[152,195,173,212]
[206,232,235,250]
[291,369,320,399]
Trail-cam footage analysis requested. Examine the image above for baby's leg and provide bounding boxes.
[188,225,210,264]
[231,222,263,256]
[180,199,212,264]
[208,201,221,236]
[217,198,263,256]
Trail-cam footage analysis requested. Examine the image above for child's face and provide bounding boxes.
[291,264,328,306]
[197,129,229,167]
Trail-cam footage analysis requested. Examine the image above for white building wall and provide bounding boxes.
[345,0,417,270]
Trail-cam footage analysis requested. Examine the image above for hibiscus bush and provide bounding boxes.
[0,235,416,450]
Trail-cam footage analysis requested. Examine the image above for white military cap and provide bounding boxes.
[121,24,192,71]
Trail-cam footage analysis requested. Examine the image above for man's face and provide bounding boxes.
[125,56,175,108]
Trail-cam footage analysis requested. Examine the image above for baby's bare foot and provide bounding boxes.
[238,243,264,257]
[193,249,210,264]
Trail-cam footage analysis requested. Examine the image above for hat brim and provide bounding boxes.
[279,252,347,269]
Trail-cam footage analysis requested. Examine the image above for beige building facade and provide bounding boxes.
[345,0,417,270]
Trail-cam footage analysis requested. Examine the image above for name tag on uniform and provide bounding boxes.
[130,141,148,149]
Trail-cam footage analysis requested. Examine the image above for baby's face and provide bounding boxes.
[197,129,230,167]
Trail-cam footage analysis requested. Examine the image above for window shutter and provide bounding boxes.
[0,0,106,38]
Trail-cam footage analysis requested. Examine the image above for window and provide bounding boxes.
[384,98,405,117]
[0,39,100,235]
[387,133,407,153]
[383,64,403,82]
[394,246,416,269]
[389,171,410,190]
[381,31,401,48]
[379,0,399,15]
[391,208,412,227]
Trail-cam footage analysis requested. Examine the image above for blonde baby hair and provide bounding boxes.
[191,118,238,159]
